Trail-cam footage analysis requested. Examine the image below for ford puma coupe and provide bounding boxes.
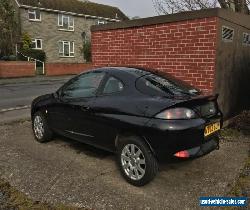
[31,67,222,186]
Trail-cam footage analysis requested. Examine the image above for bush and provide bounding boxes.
[9,55,16,61]
[0,55,16,61]
[22,32,32,50]
[83,41,92,63]
[0,56,10,61]
[18,49,46,62]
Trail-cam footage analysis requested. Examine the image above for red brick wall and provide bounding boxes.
[92,17,218,93]
[46,63,93,76]
[0,61,35,78]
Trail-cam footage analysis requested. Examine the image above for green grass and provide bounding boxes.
[0,179,85,210]
[228,153,250,196]
[221,159,250,210]
[220,128,242,138]
[220,121,250,210]
[222,148,250,210]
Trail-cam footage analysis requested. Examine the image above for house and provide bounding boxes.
[12,0,128,63]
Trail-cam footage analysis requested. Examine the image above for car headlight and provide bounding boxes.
[155,108,197,120]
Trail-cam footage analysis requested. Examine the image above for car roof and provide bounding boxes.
[94,67,150,78]
[92,67,200,93]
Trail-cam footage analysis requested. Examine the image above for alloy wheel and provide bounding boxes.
[33,115,44,140]
[121,144,146,180]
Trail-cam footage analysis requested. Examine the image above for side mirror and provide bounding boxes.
[53,90,61,99]
[54,90,70,102]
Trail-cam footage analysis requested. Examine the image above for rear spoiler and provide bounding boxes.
[170,94,219,108]
[195,93,219,101]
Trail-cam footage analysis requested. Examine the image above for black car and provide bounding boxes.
[31,67,222,186]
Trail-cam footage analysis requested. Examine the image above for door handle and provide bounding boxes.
[81,106,90,112]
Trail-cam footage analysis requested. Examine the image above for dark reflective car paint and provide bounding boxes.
[31,67,222,160]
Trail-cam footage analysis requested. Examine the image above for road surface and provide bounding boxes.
[0,81,66,110]
[0,76,72,123]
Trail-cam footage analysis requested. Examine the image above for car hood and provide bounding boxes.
[32,93,53,107]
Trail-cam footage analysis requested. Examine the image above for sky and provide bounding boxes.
[90,0,157,18]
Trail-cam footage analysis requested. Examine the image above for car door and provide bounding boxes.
[49,71,106,144]
[47,76,77,133]
[88,75,126,150]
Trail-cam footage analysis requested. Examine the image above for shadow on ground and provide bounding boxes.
[53,136,113,159]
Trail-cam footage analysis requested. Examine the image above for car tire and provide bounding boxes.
[32,111,53,143]
[117,136,158,186]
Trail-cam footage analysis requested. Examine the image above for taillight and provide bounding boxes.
[155,108,197,120]
[174,150,190,158]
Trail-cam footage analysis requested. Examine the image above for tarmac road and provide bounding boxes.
[0,76,72,123]
[0,76,72,110]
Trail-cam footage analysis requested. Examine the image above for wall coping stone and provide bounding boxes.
[91,8,250,32]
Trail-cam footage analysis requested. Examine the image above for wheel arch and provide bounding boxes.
[31,106,47,120]
[115,131,156,158]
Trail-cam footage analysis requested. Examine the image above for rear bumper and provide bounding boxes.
[144,113,222,161]
[180,136,219,158]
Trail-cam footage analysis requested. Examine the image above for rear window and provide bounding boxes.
[136,73,200,97]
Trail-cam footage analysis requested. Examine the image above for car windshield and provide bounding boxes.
[136,72,200,97]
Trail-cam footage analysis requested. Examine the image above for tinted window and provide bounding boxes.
[62,72,105,98]
[136,73,200,97]
[103,77,124,94]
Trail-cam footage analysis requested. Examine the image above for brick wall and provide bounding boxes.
[0,61,35,78]
[46,63,93,76]
[92,17,218,93]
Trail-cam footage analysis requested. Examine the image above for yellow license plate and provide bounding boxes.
[204,122,221,137]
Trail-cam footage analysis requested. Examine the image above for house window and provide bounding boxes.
[31,39,42,49]
[58,41,74,57]
[97,20,107,25]
[243,33,250,46]
[222,26,234,42]
[28,9,41,21]
[58,14,74,31]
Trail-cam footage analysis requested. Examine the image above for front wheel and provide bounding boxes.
[117,136,158,186]
[32,111,53,143]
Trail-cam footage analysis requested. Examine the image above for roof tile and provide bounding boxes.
[17,0,128,20]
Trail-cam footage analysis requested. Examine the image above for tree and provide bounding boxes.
[17,32,46,62]
[84,40,92,63]
[81,40,92,63]
[152,0,250,15]
[22,32,32,50]
[218,0,250,13]
[0,0,18,57]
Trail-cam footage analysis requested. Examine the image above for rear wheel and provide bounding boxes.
[117,136,158,186]
[32,111,53,143]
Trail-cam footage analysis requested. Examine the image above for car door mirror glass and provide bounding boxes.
[60,90,72,99]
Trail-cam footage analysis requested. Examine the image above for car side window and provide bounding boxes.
[62,72,105,99]
[103,76,124,94]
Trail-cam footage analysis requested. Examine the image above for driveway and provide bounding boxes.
[0,120,249,210]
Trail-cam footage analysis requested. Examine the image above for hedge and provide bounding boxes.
[18,49,46,62]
